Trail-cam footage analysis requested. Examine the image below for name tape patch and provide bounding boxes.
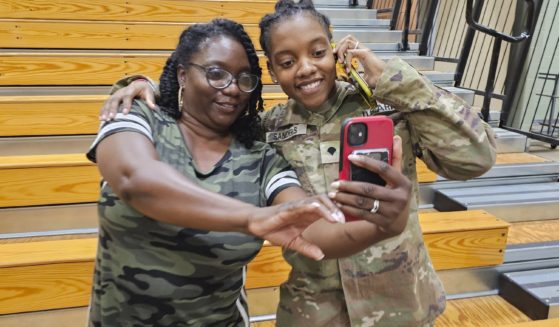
[266,124,307,143]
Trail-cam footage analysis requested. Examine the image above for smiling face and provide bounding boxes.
[179,35,252,132]
[267,13,337,111]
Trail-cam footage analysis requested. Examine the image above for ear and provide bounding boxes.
[267,61,278,84]
[177,64,186,86]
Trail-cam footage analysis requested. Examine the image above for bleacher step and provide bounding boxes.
[0,210,508,314]
[0,154,99,208]
[330,18,390,28]
[500,267,559,320]
[495,127,528,153]
[0,136,94,156]
[315,0,367,8]
[362,42,420,52]
[333,29,402,43]
[0,204,97,236]
[433,182,559,222]
[444,86,475,105]
[319,8,377,20]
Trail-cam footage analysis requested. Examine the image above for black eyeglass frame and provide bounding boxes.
[187,63,260,93]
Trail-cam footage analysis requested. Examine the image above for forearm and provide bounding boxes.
[97,134,253,233]
[375,58,496,180]
[117,162,253,232]
[303,220,389,258]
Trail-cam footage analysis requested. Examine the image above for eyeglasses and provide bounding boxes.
[187,63,259,93]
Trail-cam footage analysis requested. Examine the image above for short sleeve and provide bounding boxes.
[260,147,301,205]
[86,100,155,163]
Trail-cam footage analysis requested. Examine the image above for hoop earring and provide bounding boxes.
[178,85,184,113]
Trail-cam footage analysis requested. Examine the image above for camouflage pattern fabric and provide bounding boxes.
[261,57,497,327]
[86,101,299,326]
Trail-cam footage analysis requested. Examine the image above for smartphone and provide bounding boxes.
[332,43,373,98]
[331,43,377,109]
[339,116,394,220]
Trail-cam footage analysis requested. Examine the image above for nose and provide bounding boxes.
[297,57,317,78]
[221,78,242,96]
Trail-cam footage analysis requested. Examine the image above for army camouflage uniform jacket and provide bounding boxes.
[261,57,497,327]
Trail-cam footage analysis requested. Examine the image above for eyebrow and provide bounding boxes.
[273,37,329,57]
[198,61,251,72]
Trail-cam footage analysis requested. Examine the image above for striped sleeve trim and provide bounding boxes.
[265,170,301,204]
[86,112,153,162]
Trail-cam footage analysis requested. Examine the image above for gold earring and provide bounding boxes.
[178,85,184,113]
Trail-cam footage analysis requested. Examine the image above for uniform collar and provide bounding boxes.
[279,81,358,127]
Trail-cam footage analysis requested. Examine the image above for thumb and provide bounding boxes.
[285,237,325,261]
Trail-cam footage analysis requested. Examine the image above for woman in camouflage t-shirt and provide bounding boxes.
[87,18,411,326]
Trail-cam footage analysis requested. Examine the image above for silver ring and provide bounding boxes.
[354,41,360,50]
[370,199,380,214]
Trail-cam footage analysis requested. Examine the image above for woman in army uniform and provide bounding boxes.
[98,1,496,325]
[88,17,411,326]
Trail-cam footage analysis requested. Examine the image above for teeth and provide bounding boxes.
[300,81,321,90]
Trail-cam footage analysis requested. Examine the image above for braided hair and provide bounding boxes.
[158,19,264,148]
[259,0,332,58]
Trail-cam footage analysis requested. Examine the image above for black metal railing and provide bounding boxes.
[462,0,535,121]
[503,0,559,147]
[366,0,418,51]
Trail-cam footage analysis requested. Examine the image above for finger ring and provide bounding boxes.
[354,41,360,50]
[370,199,380,214]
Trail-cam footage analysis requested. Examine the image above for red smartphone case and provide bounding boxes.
[339,116,393,221]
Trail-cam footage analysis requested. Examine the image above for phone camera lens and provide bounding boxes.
[348,123,367,146]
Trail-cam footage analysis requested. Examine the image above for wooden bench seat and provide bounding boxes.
[0,0,275,24]
[0,93,288,137]
[0,20,262,50]
[0,209,509,314]
[0,52,274,85]
[0,150,543,209]
[0,154,99,208]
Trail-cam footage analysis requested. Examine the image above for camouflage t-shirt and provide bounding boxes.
[261,58,496,327]
[86,100,300,326]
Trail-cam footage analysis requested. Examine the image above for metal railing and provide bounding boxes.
[503,0,559,148]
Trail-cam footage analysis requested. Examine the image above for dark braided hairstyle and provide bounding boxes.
[158,18,264,148]
[259,0,332,58]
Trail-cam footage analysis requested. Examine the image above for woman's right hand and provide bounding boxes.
[247,195,345,261]
[100,79,157,121]
[333,35,387,89]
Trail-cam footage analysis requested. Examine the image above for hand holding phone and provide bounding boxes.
[339,116,393,184]
[338,116,394,222]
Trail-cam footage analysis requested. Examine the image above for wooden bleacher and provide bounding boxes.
[1,0,558,326]
[0,210,510,315]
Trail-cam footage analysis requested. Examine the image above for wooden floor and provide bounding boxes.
[0,295,536,327]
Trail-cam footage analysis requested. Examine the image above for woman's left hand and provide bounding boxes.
[329,136,412,237]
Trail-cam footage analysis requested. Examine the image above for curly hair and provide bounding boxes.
[259,0,332,58]
[158,18,264,148]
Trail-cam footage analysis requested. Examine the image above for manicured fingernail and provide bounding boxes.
[328,191,336,199]
[330,181,340,190]
[315,252,325,261]
[348,154,359,161]
[335,211,345,223]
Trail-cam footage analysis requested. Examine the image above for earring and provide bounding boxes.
[178,85,184,113]
[271,78,278,84]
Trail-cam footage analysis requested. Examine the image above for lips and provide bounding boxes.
[214,101,239,112]
[297,79,323,95]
